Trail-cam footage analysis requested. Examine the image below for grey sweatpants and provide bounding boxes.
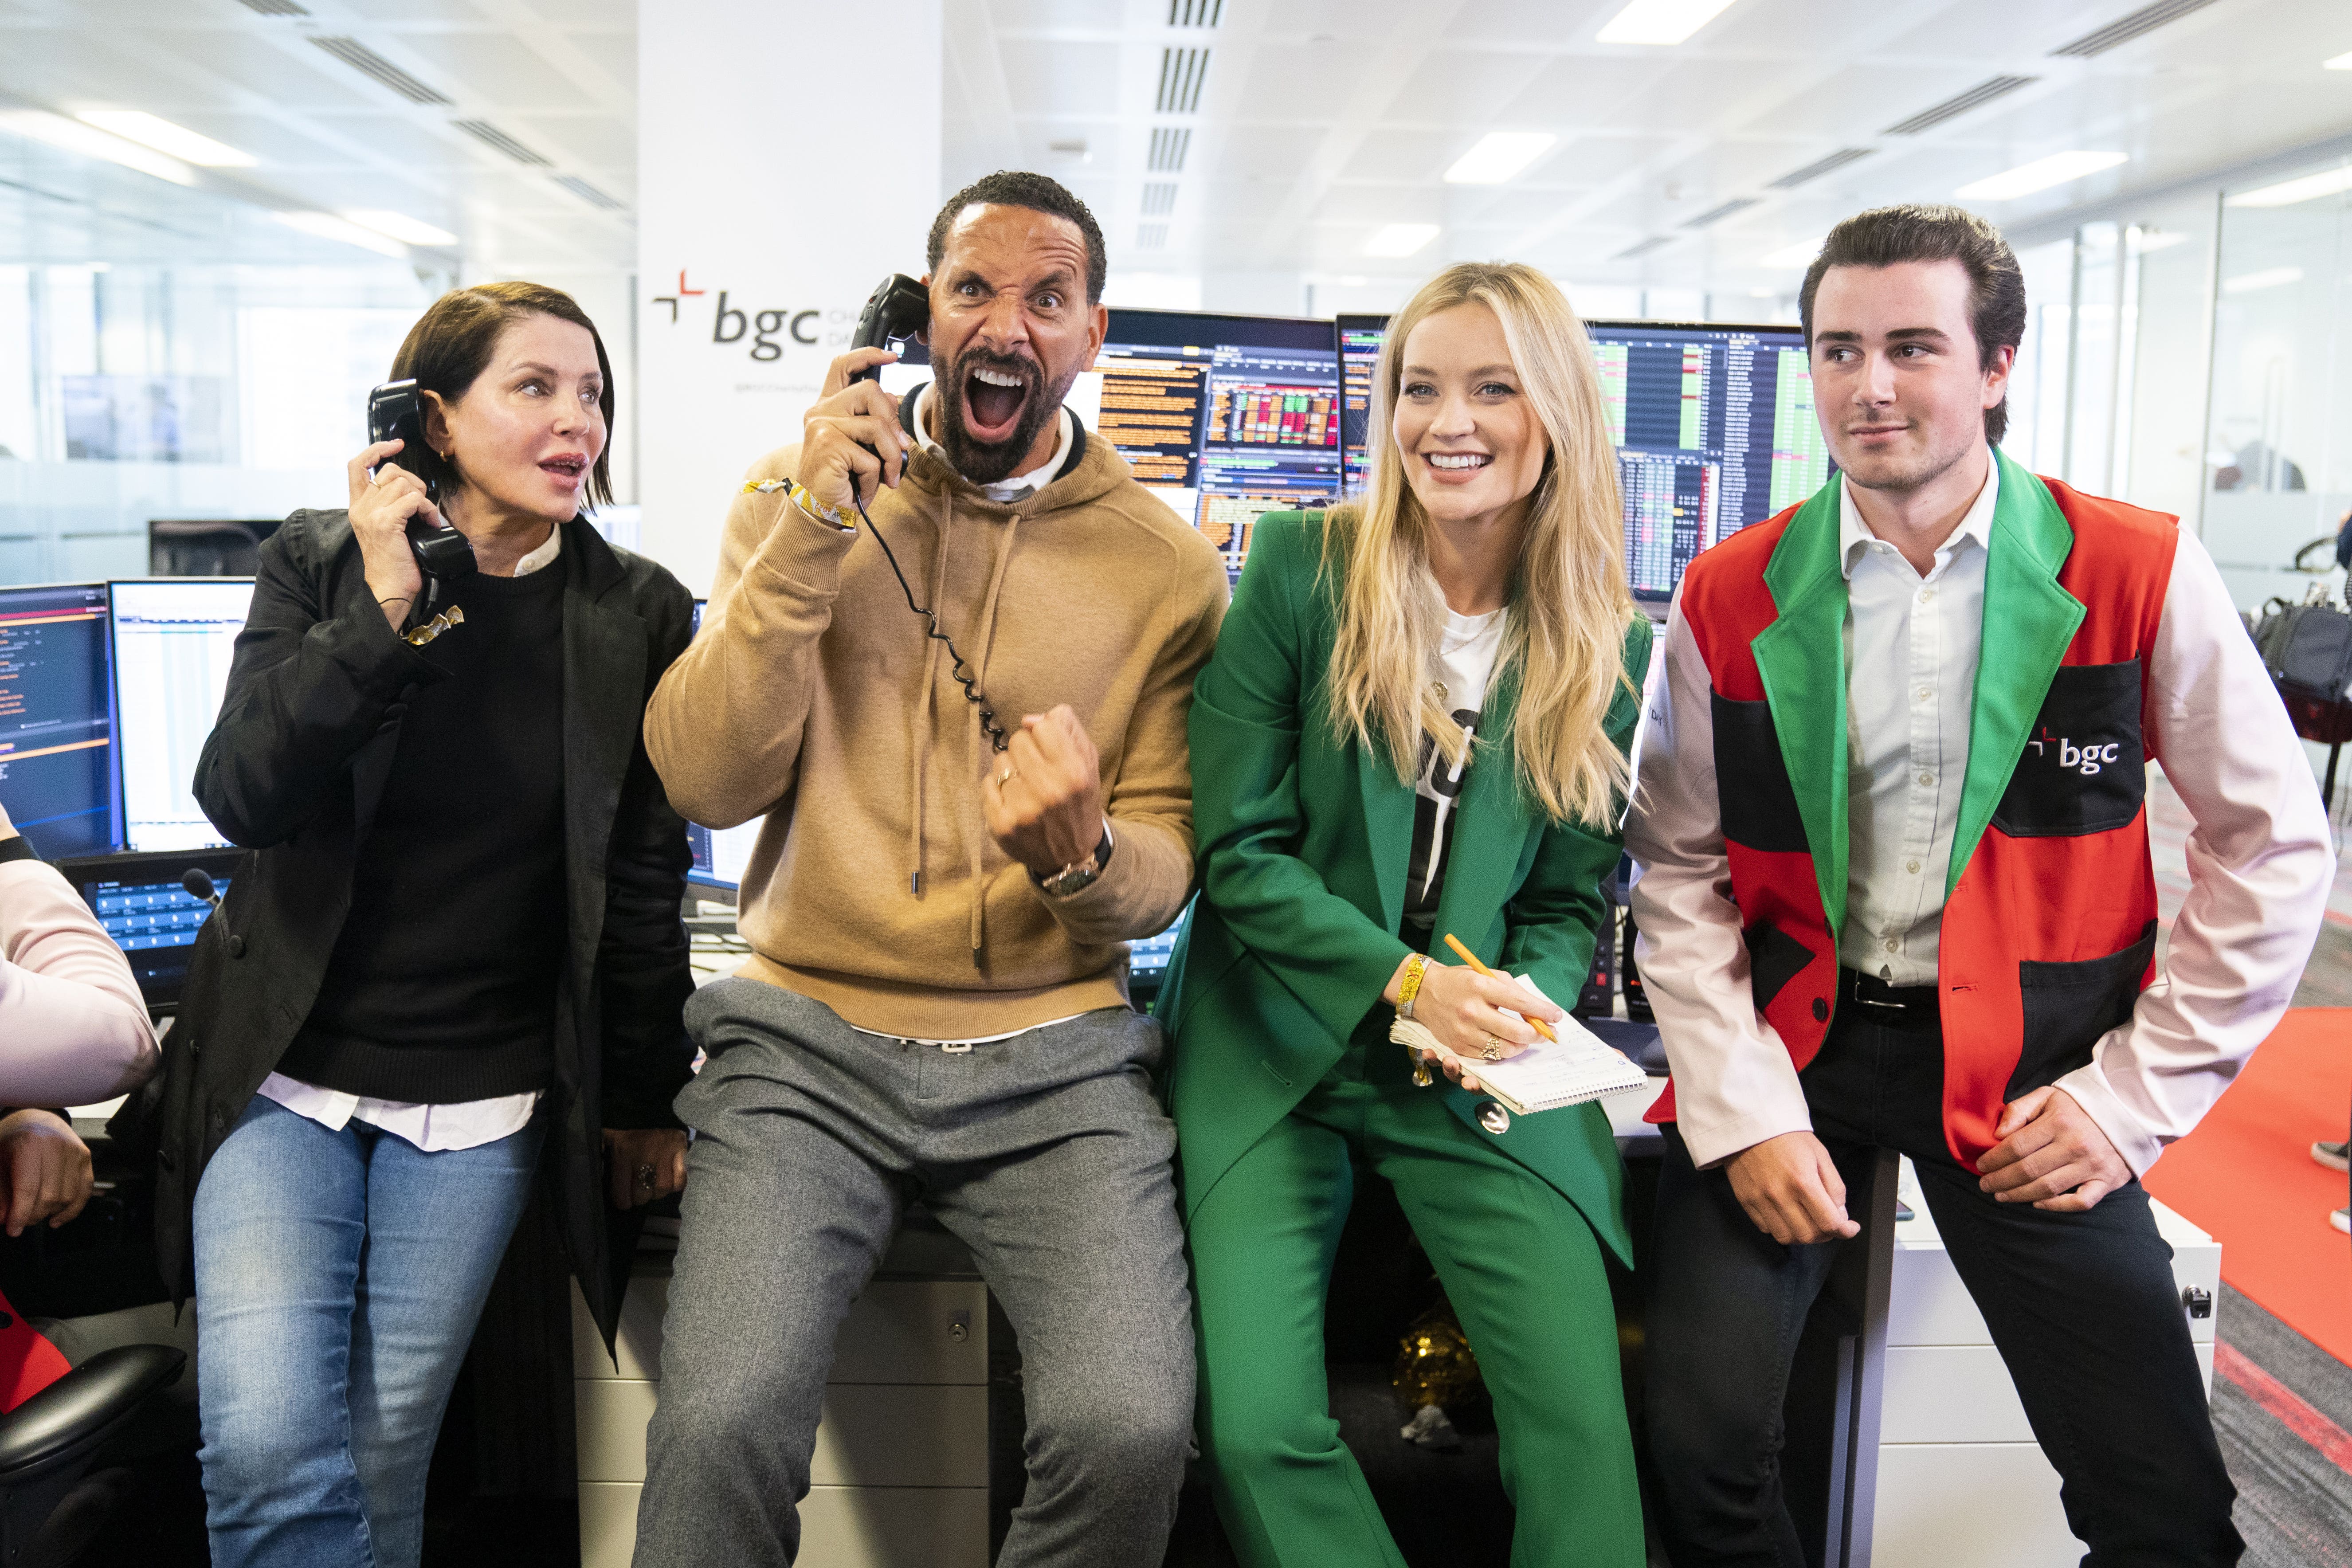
[631,979,1196,1568]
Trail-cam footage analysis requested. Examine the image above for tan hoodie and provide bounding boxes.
[644,417,1229,1040]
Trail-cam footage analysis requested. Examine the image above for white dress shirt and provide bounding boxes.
[1626,477,2334,1175]
[1838,461,1996,983]
[257,522,564,1152]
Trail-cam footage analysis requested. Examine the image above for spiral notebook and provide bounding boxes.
[1390,975,1649,1117]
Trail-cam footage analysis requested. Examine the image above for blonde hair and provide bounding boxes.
[1320,262,1637,828]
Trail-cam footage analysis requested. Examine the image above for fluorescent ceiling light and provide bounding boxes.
[74,110,254,167]
[1758,237,1823,268]
[343,210,458,247]
[2222,266,2303,295]
[1955,150,2126,201]
[0,110,195,185]
[1365,223,1439,258]
[2325,51,2352,69]
[1444,133,1558,185]
[1596,0,1742,45]
[2129,229,2188,253]
[2226,166,2352,208]
[274,211,408,259]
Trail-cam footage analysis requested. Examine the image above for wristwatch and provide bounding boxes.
[1037,822,1115,899]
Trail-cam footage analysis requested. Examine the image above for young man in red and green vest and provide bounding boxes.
[1627,204,2332,1566]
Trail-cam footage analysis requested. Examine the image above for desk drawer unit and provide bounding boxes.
[573,1258,993,1568]
[1869,1161,2220,1566]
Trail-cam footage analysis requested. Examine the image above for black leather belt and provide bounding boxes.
[1838,967,1940,1029]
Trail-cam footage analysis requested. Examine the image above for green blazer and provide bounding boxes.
[1157,512,1651,1266]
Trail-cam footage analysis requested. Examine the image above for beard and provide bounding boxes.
[933,344,1077,486]
[1837,419,1978,496]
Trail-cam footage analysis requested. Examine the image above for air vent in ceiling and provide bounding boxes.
[1138,223,1169,250]
[1141,182,1178,216]
[1148,126,1192,173]
[237,0,310,15]
[1169,0,1223,24]
[1882,75,2038,135]
[1768,147,1873,190]
[1157,47,1211,114]
[2050,0,2222,57]
[1683,197,1758,229]
[309,36,451,106]
[452,119,552,166]
[1617,235,1674,260]
[553,175,625,211]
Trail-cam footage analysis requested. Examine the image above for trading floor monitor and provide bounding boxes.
[879,310,1343,577]
[1337,313,1386,496]
[0,583,120,860]
[1333,317,1832,607]
[108,578,253,853]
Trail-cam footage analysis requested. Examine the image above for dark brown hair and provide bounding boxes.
[1798,204,2027,443]
[926,170,1107,304]
[388,281,615,511]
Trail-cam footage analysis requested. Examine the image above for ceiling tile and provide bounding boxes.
[998,39,1126,118]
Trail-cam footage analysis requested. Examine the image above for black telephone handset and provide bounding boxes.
[835,275,1006,756]
[366,380,477,582]
[847,274,930,385]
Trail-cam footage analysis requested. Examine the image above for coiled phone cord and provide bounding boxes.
[849,483,1011,755]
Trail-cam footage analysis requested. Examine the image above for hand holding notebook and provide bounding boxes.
[1392,971,1649,1117]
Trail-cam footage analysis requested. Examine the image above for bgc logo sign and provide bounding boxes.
[2026,728,2121,776]
[648,270,864,362]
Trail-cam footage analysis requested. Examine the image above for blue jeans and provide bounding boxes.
[192,1095,545,1568]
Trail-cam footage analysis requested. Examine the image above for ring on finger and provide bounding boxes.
[1481,1037,1503,1062]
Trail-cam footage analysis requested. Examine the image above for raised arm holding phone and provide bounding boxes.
[636,172,1228,1568]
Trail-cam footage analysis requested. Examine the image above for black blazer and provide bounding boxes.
[152,510,698,1347]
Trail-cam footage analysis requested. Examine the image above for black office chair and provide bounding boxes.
[0,1343,186,1567]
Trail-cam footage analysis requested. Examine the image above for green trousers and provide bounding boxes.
[1187,1050,1644,1568]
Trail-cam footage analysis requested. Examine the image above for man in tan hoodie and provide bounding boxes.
[633,172,1228,1568]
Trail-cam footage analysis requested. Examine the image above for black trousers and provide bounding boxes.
[1643,1005,2240,1568]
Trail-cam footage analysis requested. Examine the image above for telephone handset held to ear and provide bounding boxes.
[835,275,1006,755]
[366,380,477,582]
[847,274,930,385]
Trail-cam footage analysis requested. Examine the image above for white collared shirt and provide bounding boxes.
[255,522,565,1152]
[909,383,1074,504]
[1837,458,1998,984]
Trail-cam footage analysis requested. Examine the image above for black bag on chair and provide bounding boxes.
[2254,598,2352,706]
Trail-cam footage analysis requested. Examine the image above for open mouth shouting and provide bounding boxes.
[961,357,1036,447]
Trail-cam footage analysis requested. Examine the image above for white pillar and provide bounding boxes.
[636,0,944,594]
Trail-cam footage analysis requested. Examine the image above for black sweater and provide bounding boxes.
[277,563,568,1102]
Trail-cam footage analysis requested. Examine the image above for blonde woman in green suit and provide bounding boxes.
[1159,263,1651,1567]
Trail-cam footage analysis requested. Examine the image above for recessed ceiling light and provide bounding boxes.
[273,211,408,259]
[1758,238,1823,268]
[343,210,457,247]
[2129,229,2189,253]
[1365,223,1439,258]
[0,110,196,184]
[1596,0,1742,46]
[1444,133,1558,185]
[2226,166,2352,208]
[2222,266,2303,295]
[1954,150,2126,201]
[74,110,255,167]
[2325,50,2352,69]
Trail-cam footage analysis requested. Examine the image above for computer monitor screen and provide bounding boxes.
[58,847,245,1011]
[1337,314,1385,496]
[0,584,120,860]
[1332,317,1831,604]
[109,579,253,852]
[683,599,764,892]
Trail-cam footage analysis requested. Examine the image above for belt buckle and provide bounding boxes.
[940,1041,974,1055]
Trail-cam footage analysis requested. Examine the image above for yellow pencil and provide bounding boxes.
[1440,933,1559,1044]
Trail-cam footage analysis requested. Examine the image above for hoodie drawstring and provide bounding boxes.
[908,486,954,898]
[965,506,1024,967]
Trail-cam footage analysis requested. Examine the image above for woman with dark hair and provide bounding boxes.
[153,281,698,1568]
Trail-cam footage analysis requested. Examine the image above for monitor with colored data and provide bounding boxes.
[0,583,120,859]
[59,846,246,1011]
[108,579,253,852]
[684,599,764,893]
[1333,317,1831,605]
[1337,314,1386,496]
[881,311,1343,576]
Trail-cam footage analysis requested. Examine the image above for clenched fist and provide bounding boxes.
[981,706,1107,881]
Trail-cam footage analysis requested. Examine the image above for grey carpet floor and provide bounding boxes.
[2220,1283,2352,1566]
